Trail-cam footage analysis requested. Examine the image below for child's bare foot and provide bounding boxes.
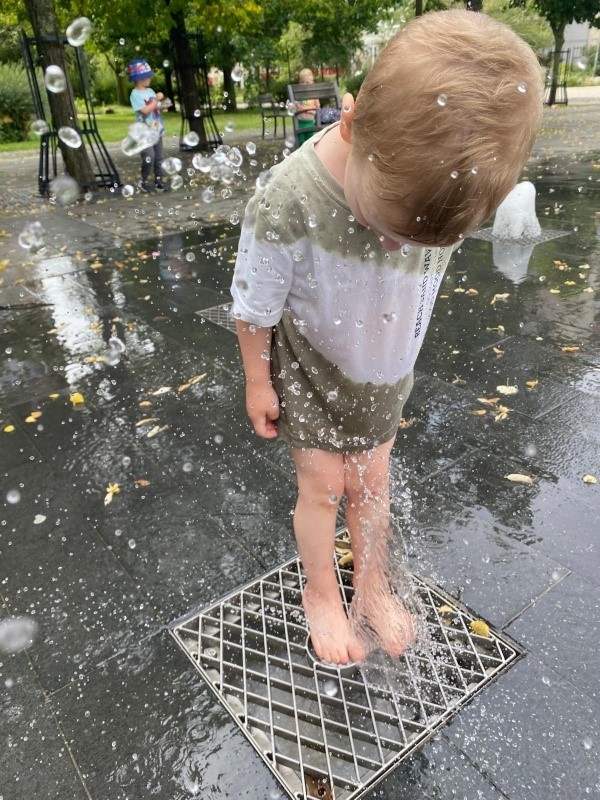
[349,578,418,658]
[302,583,368,665]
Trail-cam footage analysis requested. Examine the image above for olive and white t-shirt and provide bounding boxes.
[231,130,455,451]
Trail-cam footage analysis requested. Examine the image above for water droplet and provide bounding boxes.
[66,16,92,46]
[246,141,257,155]
[400,243,412,257]
[30,119,49,136]
[49,175,80,206]
[128,539,136,549]
[308,214,317,228]
[58,126,82,148]
[183,461,193,473]
[437,93,447,107]
[121,184,134,197]
[471,166,479,175]
[551,570,561,581]
[517,82,528,94]
[326,391,338,403]
[323,679,338,697]
[183,131,200,147]
[44,65,66,93]
[0,617,38,653]
[382,312,396,323]
[355,319,364,328]
[292,250,303,262]
[214,434,224,444]
[6,489,21,504]
[231,65,244,82]
[542,675,551,685]
[161,157,182,175]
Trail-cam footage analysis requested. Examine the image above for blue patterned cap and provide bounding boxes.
[128,59,154,82]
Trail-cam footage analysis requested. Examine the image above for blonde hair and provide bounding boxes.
[352,10,543,246]
[299,68,315,82]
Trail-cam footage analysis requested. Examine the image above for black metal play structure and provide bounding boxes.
[20,31,121,197]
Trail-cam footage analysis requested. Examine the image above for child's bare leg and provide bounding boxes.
[344,439,418,657]
[291,447,366,664]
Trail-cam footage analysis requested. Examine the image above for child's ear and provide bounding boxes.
[339,93,355,143]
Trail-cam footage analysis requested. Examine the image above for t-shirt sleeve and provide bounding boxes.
[230,194,295,328]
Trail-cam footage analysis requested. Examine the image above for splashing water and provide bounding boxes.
[66,16,92,46]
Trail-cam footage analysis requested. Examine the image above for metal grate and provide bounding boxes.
[171,531,523,800]
[195,302,236,333]
[470,227,569,245]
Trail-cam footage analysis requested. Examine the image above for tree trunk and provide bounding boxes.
[168,7,208,146]
[547,23,566,106]
[415,0,423,16]
[221,56,237,112]
[465,0,483,10]
[23,0,95,190]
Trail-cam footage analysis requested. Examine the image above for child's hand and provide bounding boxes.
[156,92,165,101]
[246,383,279,439]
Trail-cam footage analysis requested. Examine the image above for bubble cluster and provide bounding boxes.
[161,157,182,175]
[121,122,160,156]
[0,616,38,654]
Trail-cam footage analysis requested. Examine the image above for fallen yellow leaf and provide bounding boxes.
[138,400,152,408]
[472,408,487,416]
[525,379,539,390]
[151,387,171,396]
[549,288,561,294]
[490,293,510,305]
[505,473,534,485]
[48,393,59,400]
[560,345,580,353]
[477,396,500,406]
[452,375,466,385]
[469,619,491,637]
[486,325,505,334]
[135,417,159,427]
[147,424,169,438]
[582,474,597,484]
[492,347,504,357]
[564,280,576,286]
[104,482,120,505]
[70,392,85,406]
[3,424,15,433]
[134,478,151,487]
[398,417,416,428]
[496,384,518,395]
[465,288,479,296]
[25,411,42,423]
[338,552,354,567]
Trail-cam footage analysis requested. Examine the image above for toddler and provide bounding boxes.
[128,58,169,192]
[231,10,543,665]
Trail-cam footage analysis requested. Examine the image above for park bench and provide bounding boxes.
[258,93,289,139]
[287,81,341,148]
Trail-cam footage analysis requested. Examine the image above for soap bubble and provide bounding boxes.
[185,252,195,262]
[58,126,82,148]
[183,131,200,147]
[163,59,170,69]
[49,175,80,206]
[193,109,202,117]
[517,82,528,94]
[582,737,593,750]
[202,187,214,203]
[18,221,44,251]
[575,57,587,70]
[450,170,459,179]
[30,119,49,136]
[171,174,184,190]
[400,243,412,257]
[245,141,256,155]
[66,17,92,47]
[161,157,182,174]
[0,617,38,653]
[224,121,234,133]
[230,211,240,225]
[119,37,125,45]
[323,679,338,697]
[437,94,447,107]
[121,184,134,197]
[44,65,66,93]
[286,100,296,116]
[231,65,244,82]
[227,147,243,168]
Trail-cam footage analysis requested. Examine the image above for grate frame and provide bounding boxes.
[195,302,236,333]
[170,531,524,800]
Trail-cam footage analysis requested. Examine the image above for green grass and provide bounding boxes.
[0,106,265,153]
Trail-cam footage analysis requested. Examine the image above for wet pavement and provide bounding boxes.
[1,89,599,800]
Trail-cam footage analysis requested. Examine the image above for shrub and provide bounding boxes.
[344,70,368,97]
[0,62,35,139]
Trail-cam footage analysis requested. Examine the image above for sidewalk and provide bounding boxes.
[1,90,599,800]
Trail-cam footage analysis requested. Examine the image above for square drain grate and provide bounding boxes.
[171,532,523,800]
[195,302,236,333]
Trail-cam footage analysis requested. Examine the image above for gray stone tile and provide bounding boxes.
[0,478,159,693]
[403,498,568,629]
[508,573,600,702]
[0,608,88,800]
[446,656,600,800]
[50,630,281,800]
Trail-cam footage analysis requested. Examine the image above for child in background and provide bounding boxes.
[295,68,320,144]
[231,10,543,665]
[128,59,169,192]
